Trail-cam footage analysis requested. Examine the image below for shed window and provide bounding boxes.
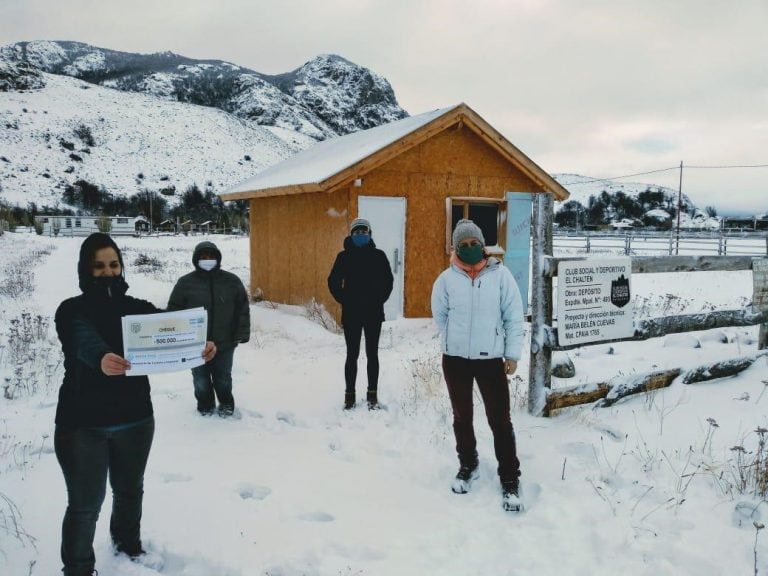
[117,218,129,224]
[65,218,72,228]
[75,219,81,227]
[446,197,506,254]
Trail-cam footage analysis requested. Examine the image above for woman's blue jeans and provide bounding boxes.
[55,417,154,576]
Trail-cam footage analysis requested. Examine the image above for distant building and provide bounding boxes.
[34,215,149,237]
[722,215,768,231]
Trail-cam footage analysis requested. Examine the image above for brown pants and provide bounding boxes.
[442,355,521,483]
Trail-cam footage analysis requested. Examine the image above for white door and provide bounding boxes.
[358,196,406,320]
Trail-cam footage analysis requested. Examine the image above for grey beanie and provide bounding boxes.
[452,219,485,246]
[350,217,371,233]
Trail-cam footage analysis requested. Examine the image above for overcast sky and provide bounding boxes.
[2,0,767,213]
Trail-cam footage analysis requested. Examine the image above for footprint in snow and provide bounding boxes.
[297,511,335,522]
[162,473,193,484]
[237,483,272,501]
[276,411,298,426]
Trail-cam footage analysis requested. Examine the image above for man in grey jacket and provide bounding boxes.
[168,241,250,417]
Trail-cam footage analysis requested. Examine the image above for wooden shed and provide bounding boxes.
[220,103,569,319]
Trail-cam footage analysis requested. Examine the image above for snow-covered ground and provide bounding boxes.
[1,231,767,576]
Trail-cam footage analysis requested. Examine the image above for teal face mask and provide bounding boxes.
[457,244,484,265]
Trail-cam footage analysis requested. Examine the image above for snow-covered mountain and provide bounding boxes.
[0,41,410,210]
[1,41,408,140]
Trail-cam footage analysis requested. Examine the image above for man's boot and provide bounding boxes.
[343,391,355,410]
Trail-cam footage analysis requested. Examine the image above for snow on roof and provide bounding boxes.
[225,106,456,194]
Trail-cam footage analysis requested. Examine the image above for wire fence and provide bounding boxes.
[554,230,768,257]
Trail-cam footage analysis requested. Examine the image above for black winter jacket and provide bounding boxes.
[167,241,250,351]
[327,237,394,324]
[55,286,159,428]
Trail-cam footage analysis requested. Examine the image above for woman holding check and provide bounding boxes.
[54,233,215,576]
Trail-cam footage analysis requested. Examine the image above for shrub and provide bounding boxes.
[73,124,95,147]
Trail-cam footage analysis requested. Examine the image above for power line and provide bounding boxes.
[684,163,768,169]
[558,162,768,187]
[558,166,680,187]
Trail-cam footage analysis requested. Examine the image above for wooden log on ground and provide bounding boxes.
[598,368,682,408]
[544,382,611,415]
[682,351,768,384]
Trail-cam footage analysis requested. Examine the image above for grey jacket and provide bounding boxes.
[167,241,250,351]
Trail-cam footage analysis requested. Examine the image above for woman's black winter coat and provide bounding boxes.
[55,288,159,428]
[327,237,394,324]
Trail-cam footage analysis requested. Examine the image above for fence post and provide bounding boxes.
[586,233,591,254]
[529,193,554,415]
[754,259,768,350]
[723,238,728,256]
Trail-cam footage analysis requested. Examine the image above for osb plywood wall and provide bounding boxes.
[249,188,349,319]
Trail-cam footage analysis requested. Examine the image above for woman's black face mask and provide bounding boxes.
[83,275,129,299]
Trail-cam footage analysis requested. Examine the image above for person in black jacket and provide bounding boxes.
[54,233,215,576]
[328,218,394,409]
[168,241,251,417]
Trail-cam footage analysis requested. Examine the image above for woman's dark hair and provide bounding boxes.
[77,233,124,290]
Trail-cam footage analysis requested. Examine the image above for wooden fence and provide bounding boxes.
[528,194,768,416]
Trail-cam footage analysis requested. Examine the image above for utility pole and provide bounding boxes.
[148,191,153,235]
[675,161,683,255]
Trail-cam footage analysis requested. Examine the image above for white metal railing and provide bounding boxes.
[553,230,768,256]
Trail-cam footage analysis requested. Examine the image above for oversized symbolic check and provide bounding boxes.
[121,308,208,376]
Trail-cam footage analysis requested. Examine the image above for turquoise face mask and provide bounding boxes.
[457,244,484,265]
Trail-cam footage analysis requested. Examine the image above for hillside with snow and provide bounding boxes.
[553,174,722,229]
[0,71,316,208]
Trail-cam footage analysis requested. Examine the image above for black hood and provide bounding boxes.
[77,232,126,293]
[192,241,222,270]
[343,236,377,250]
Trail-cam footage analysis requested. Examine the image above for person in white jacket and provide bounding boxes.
[431,219,525,512]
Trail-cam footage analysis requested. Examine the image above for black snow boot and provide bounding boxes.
[344,392,355,410]
[366,389,379,410]
[451,461,479,494]
[501,479,523,512]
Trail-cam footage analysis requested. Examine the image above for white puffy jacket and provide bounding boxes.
[431,258,524,361]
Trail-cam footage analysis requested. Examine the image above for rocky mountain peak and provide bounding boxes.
[1,41,408,140]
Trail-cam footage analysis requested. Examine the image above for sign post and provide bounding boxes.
[557,257,634,347]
